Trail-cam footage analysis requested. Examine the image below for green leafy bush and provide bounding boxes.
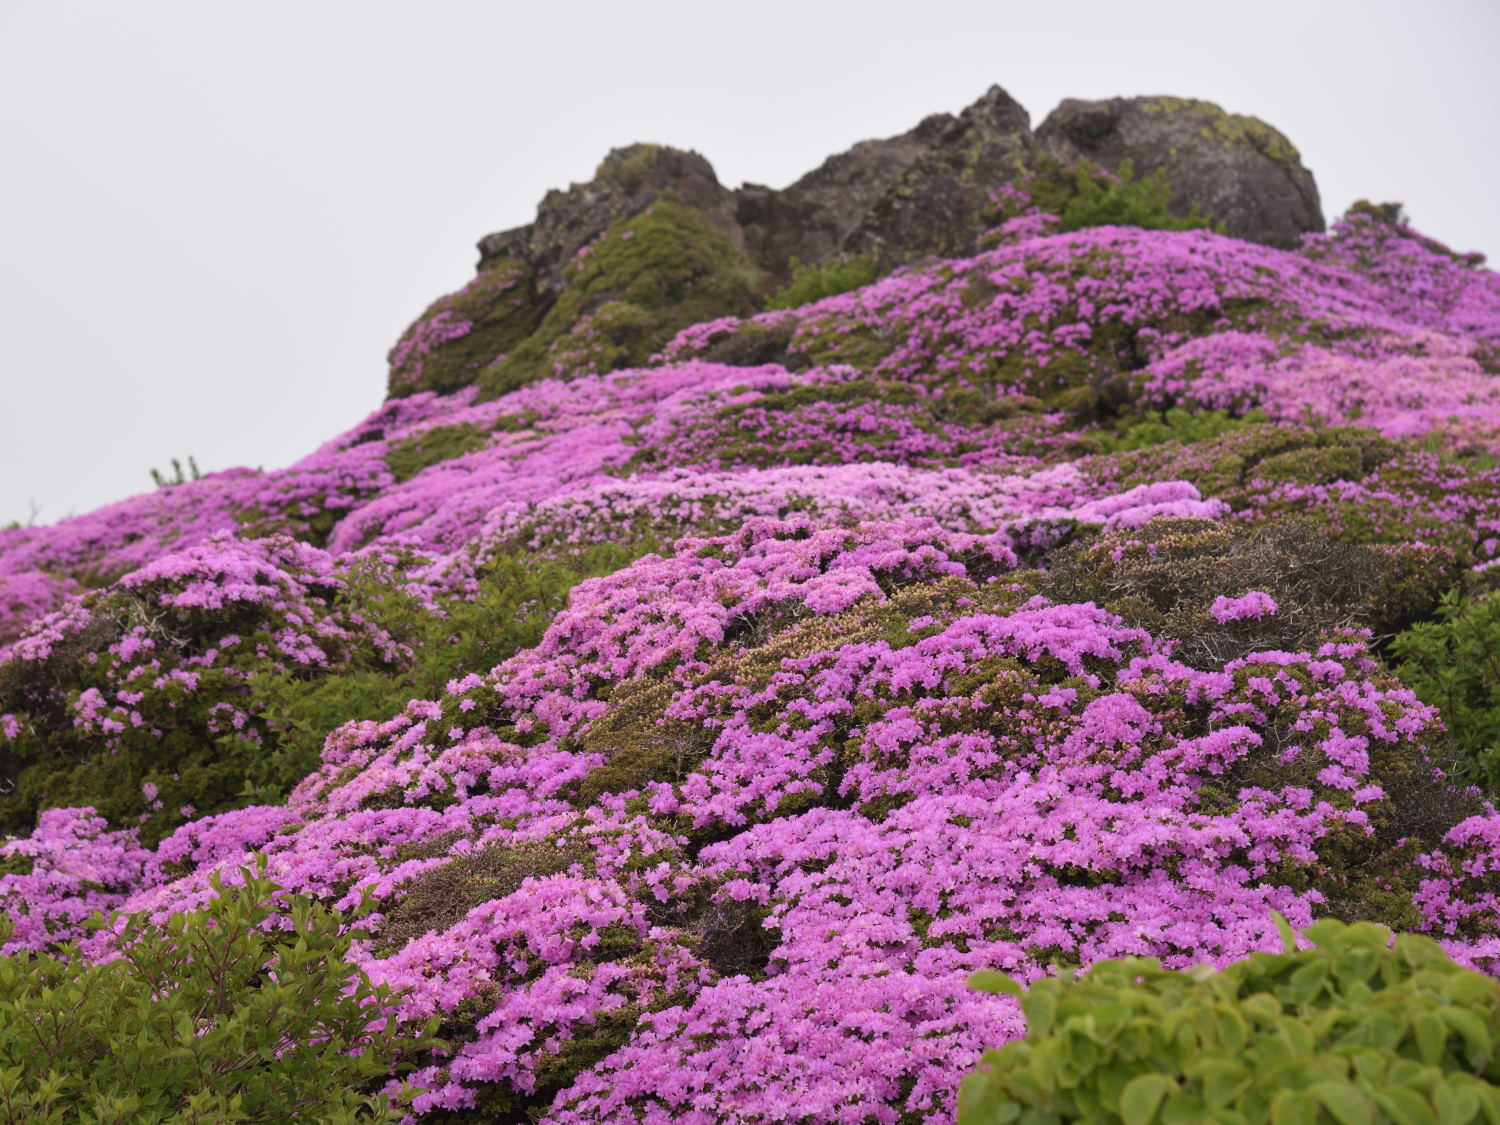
[764,254,880,311]
[1055,160,1219,235]
[1090,408,1268,453]
[246,539,656,799]
[0,861,438,1123]
[961,916,1500,1125]
[982,157,1220,244]
[1390,589,1500,793]
[384,422,493,483]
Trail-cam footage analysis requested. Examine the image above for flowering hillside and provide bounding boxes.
[2,183,1499,1120]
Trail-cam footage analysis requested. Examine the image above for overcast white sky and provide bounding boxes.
[2,0,1496,527]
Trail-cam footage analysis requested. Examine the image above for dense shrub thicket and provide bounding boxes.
[0,861,438,1123]
[980,157,1221,246]
[1391,589,1500,793]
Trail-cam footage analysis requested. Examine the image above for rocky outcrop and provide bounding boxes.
[841,85,1034,261]
[477,87,1321,291]
[1036,96,1323,248]
[413,86,1326,400]
[740,86,1033,271]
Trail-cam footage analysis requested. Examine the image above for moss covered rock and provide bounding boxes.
[387,258,538,397]
[1037,95,1324,248]
[478,199,760,396]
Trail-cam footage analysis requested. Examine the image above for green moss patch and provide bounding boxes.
[384,422,492,483]
[387,258,538,397]
[480,199,760,397]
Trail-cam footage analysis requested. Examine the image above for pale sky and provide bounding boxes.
[2,0,1496,527]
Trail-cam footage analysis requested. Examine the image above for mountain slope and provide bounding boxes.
[1,90,1498,1121]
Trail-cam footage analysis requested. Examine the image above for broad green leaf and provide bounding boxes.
[1274,912,1299,954]
[971,971,1025,997]
[1441,1007,1494,1068]
[1374,1088,1439,1125]
[1415,1013,1449,1065]
[1305,919,1352,952]
[1435,1081,1481,1125]
[1120,1073,1172,1125]
[1023,986,1059,1039]
[1271,1089,1320,1125]
[1309,1080,1373,1125]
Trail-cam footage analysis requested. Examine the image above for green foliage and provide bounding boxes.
[0,860,439,1123]
[1390,589,1500,794]
[764,254,880,311]
[1091,407,1268,453]
[246,539,657,800]
[983,158,1220,243]
[961,916,1500,1125]
[149,456,201,489]
[387,259,538,397]
[595,143,661,193]
[480,199,760,396]
[1056,160,1218,235]
[384,422,492,483]
[1347,200,1409,228]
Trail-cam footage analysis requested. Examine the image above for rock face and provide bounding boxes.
[841,85,1034,260]
[740,85,1034,269]
[1036,96,1323,248]
[478,87,1323,287]
[478,86,1038,286]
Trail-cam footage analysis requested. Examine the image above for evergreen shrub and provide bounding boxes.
[0,861,438,1123]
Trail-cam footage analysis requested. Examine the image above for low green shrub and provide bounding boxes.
[1091,407,1269,453]
[384,422,492,483]
[961,916,1500,1125]
[982,157,1220,244]
[1056,159,1219,234]
[764,254,880,311]
[247,539,656,799]
[0,861,438,1123]
[1390,589,1500,793]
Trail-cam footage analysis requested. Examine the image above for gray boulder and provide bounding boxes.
[843,85,1035,261]
[1036,96,1323,248]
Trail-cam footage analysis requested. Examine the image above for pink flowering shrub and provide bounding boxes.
[1210,590,1278,623]
[0,807,150,954]
[54,519,1491,1119]
[0,535,451,842]
[0,207,1496,1119]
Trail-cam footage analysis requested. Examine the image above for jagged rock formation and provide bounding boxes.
[742,84,1035,268]
[405,84,1323,401]
[478,85,1319,287]
[1036,95,1324,248]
